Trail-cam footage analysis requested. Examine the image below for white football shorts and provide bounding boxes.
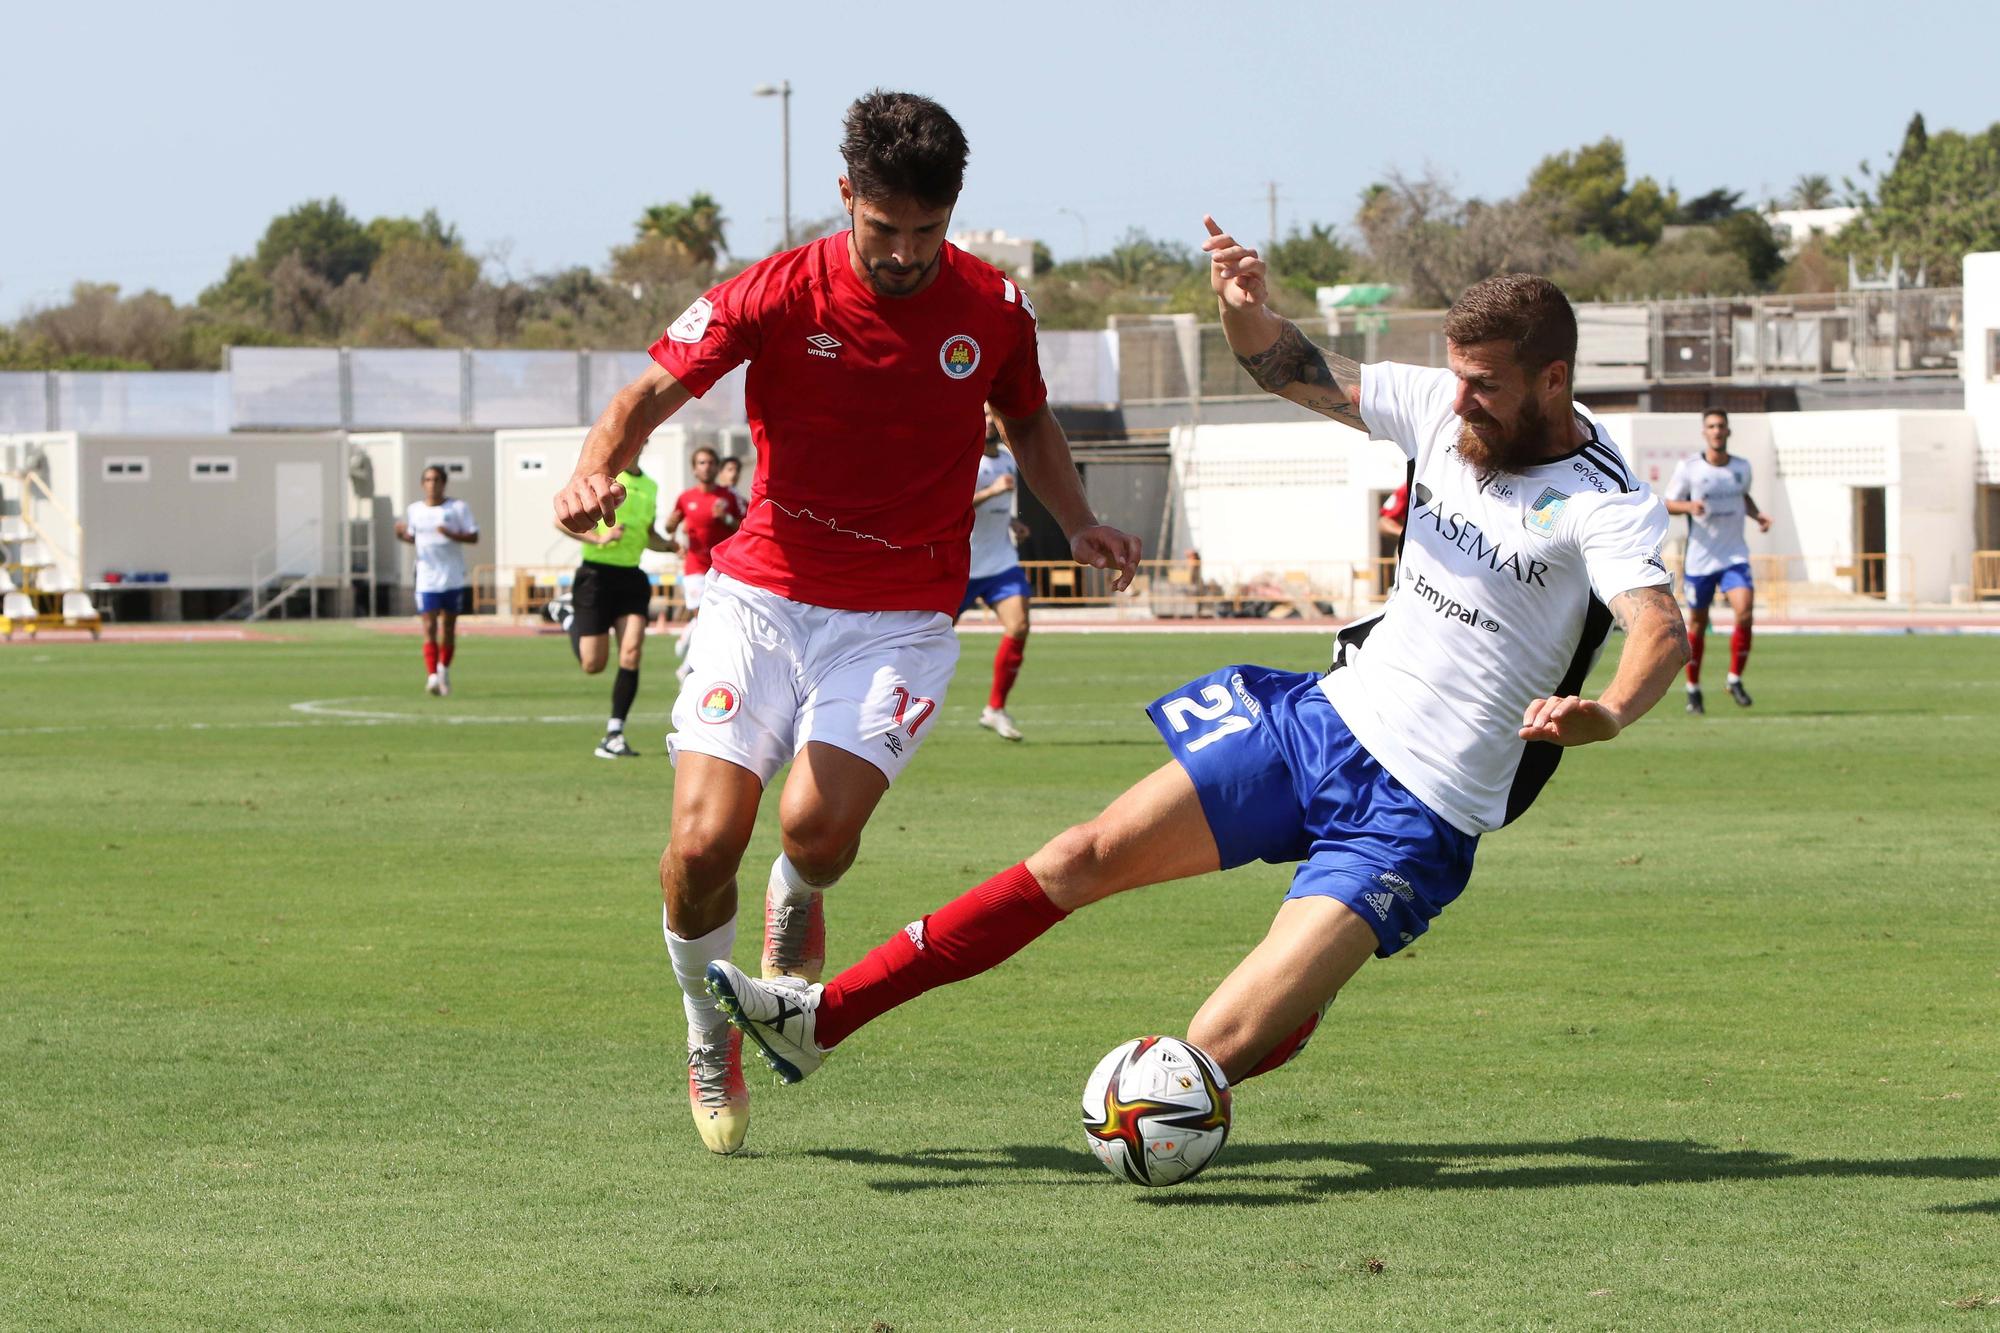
[680,570,709,609]
[668,572,961,784]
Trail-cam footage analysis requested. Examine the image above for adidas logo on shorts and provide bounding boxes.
[1363,891,1396,921]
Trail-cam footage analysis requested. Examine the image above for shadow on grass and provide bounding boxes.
[808,1137,2000,1209]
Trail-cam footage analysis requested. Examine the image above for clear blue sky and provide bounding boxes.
[7,0,1997,320]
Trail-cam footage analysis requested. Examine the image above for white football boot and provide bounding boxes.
[979,706,1023,741]
[425,672,442,696]
[705,961,825,1084]
[435,666,451,697]
[687,1029,749,1154]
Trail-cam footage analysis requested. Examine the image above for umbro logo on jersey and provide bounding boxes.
[805,332,841,359]
[1364,891,1396,921]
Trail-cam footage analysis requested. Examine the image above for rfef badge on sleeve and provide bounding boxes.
[1525,487,1569,535]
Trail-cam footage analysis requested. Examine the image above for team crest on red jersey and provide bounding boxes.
[697,682,742,724]
[938,334,981,380]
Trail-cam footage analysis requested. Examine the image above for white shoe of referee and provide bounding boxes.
[705,961,825,1084]
[979,706,1023,741]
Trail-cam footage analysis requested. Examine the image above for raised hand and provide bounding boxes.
[1201,215,1267,310]
[555,472,626,534]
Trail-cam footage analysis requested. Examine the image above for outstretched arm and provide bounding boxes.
[996,403,1143,591]
[1518,585,1689,746]
[1201,216,1364,429]
[554,363,692,533]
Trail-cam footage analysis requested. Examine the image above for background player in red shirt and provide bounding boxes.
[661,445,746,676]
[554,90,1141,1156]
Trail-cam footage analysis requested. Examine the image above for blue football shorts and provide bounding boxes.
[416,587,471,614]
[958,566,1033,616]
[1684,562,1753,611]
[1146,664,1479,957]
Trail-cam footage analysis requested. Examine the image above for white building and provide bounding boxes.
[950,229,1037,281]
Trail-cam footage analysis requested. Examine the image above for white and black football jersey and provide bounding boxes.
[1319,362,1672,835]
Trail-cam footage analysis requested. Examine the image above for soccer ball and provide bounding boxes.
[1081,1036,1232,1187]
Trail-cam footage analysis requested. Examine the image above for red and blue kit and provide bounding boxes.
[673,485,747,576]
[649,235,1047,616]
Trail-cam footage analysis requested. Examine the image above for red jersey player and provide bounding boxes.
[660,444,746,673]
[554,90,1141,1156]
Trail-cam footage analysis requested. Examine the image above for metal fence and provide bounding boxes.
[1117,288,1968,406]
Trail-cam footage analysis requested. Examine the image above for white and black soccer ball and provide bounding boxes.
[1081,1035,1232,1187]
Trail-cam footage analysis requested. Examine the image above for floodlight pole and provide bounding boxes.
[753,80,793,249]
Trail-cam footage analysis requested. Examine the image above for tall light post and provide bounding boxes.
[1056,206,1088,259]
[752,81,792,250]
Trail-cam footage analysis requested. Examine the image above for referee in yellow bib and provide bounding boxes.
[557,464,676,758]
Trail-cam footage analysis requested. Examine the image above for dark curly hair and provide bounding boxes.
[1442,273,1577,373]
[841,90,969,209]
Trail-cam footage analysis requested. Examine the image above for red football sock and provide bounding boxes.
[989,635,1025,710]
[1730,622,1751,676]
[1236,1006,1325,1083]
[815,862,1067,1049]
[440,642,455,667]
[1686,626,1704,686]
[423,642,440,674]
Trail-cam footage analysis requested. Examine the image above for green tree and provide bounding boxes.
[1837,113,2000,284]
[254,198,381,288]
[638,192,729,267]
[1789,174,1836,209]
[1526,138,1675,246]
[1266,222,1356,297]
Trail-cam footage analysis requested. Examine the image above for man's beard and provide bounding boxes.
[1457,394,1550,479]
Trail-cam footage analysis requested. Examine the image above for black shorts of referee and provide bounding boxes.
[570,562,654,636]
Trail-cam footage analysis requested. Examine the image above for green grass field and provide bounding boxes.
[2,626,1995,1330]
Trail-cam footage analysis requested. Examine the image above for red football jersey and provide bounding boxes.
[672,484,747,575]
[649,234,1047,614]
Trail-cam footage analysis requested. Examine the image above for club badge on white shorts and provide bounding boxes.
[696,681,742,723]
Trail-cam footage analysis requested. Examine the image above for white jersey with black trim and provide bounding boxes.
[1320,362,1671,835]
[406,498,477,593]
[1665,453,1754,577]
[967,449,1021,579]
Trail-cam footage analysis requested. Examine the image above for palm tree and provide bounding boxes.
[637,192,729,267]
[1789,174,1836,210]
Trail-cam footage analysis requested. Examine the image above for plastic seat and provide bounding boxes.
[62,592,102,637]
[2,590,36,638]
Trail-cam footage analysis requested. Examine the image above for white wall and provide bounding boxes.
[1170,420,1406,589]
[1172,407,1982,606]
[1963,252,2000,486]
[492,425,693,588]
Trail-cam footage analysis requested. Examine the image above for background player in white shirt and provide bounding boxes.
[706,228,1690,1103]
[394,466,478,696]
[957,406,1034,741]
[1665,410,1772,712]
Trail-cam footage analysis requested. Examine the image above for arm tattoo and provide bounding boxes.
[1235,319,1364,427]
[1611,585,1687,644]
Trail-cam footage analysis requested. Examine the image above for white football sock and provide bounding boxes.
[605,716,624,734]
[1727,672,1742,684]
[769,851,835,906]
[665,910,735,1047]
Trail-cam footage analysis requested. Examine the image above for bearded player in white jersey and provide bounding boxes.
[706,222,1690,1101]
[1664,410,1772,713]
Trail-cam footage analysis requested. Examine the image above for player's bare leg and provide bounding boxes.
[709,762,1224,1082]
[1723,583,1754,706]
[981,594,1029,741]
[1684,604,1709,714]
[762,742,891,982]
[1186,896,1377,1082]
[662,752,764,1152]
